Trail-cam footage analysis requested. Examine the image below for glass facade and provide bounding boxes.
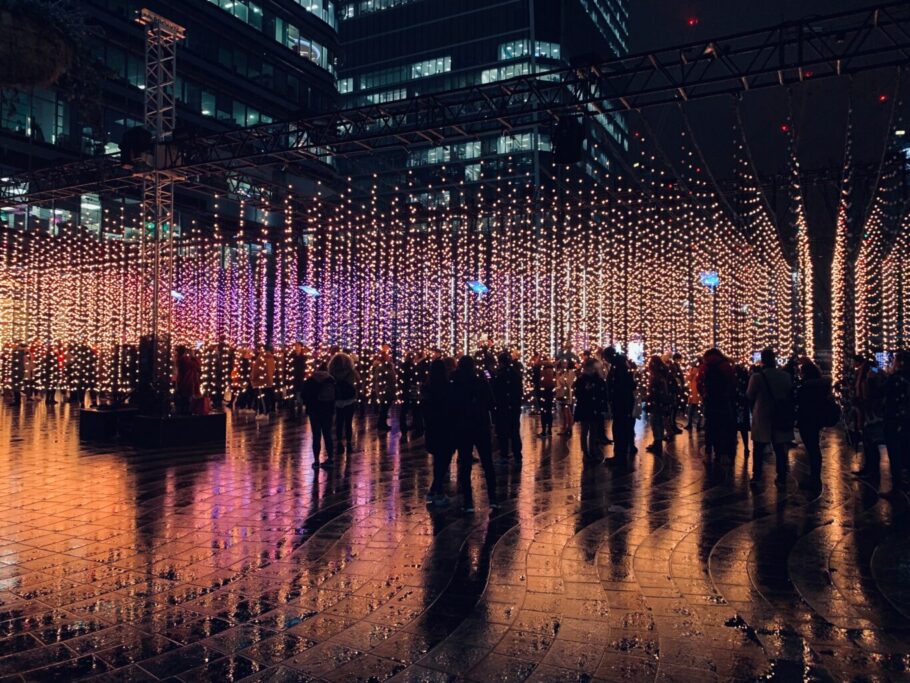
[1,0,341,224]
[293,0,338,29]
[331,0,629,195]
[340,0,418,19]
[275,18,333,73]
[206,0,336,75]
[498,39,561,61]
[359,56,451,90]
[0,90,69,146]
[206,0,263,30]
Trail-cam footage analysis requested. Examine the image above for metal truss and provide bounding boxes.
[3,0,910,205]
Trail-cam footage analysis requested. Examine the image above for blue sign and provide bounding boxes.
[467,280,489,296]
[299,285,320,297]
[699,271,720,289]
[170,290,184,301]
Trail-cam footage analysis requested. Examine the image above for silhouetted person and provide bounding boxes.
[685,359,703,430]
[645,355,671,455]
[303,360,335,469]
[329,351,359,455]
[796,358,832,492]
[883,351,910,497]
[697,350,737,463]
[734,364,751,457]
[451,355,499,513]
[174,345,201,415]
[425,358,455,505]
[608,354,635,468]
[747,348,793,487]
[574,357,608,462]
[538,357,556,437]
[492,351,523,464]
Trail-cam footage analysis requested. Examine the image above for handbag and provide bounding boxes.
[760,370,794,431]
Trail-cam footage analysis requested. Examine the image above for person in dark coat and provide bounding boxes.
[796,358,832,492]
[645,355,672,455]
[883,351,910,496]
[574,357,608,462]
[425,358,456,505]
[174,345,201,415]
[608,354,635,468]
[450,355,499,513]
[328,352,359,455]
[698,349,737,463]
[492,351,523,464]
[303,360,336,468]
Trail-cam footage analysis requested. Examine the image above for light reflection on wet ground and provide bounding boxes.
[0,402,908,681]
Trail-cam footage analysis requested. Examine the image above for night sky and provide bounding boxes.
[628,0,909,333]
[629,0,905,174]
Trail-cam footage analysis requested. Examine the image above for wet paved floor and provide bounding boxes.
[0,404,909,682]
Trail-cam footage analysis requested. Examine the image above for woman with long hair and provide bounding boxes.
[329,351,360,455]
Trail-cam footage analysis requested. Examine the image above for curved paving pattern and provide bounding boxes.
[0,403,908,681]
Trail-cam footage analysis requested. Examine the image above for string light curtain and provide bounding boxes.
[0,118,816,391]
[883,209,910,352]
[731,110,796,357]
[785,114,815,359]
[855,85,906,359]
[830,106,855,389]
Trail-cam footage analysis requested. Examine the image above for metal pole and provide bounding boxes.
[712,286,718,349]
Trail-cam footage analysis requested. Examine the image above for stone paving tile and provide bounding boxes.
[0,402,909,680]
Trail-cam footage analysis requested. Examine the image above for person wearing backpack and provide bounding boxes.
[882,351,910,497]
[747,348,794,488]
[303,360,336,469]
[796,358,838,492]
[329,352,359,455]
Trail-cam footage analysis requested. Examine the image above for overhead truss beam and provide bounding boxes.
[3,1,909,205]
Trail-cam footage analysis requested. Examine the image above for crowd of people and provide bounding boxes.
[4,336,909,511]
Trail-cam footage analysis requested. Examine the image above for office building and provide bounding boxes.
[337,0,629,201]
